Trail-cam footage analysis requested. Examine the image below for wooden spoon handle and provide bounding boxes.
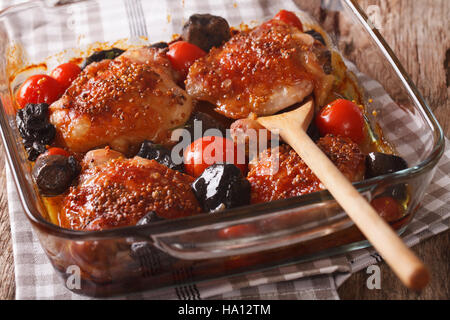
[282,128,430,290]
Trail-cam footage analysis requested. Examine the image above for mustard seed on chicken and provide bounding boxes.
[186,20,334,119]
[59,151,201,231]
[247,135,365,203]
[49,47,193,154]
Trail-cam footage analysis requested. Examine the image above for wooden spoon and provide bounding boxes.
[257,100,430,290]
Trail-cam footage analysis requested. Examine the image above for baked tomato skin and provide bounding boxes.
[273,10,304,31]
[184,136,247,178]
[371,196,403,222]
[315,99,366,144]
[166,41,206,79]
[45,147,71,157]
[15,74,64,109]
[50,62,82,90]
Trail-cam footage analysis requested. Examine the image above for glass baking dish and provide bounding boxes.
[0,0,444,297]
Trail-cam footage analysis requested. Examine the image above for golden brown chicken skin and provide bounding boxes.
[59,150,202,231]
[247,135,365,204]
[50,47,193,154]
[186,20,334,119]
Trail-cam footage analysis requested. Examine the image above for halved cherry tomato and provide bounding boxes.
[371,196,403,222]
[184,136,247,178]
[315,99,366,144]
[15,74,64,109]
[166,41,206,79]
[46,147,70,157]
[50,62,82,90]
[273,10,304,32]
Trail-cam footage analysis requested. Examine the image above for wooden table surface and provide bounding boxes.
[0,0,449,300]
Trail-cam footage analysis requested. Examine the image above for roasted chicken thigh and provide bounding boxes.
[49,47,193,154]
[247,135,365,204]
[186,20,334,119]
[59,148,202,231]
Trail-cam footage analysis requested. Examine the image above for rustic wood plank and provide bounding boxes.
[0,142,15,300]
[339,232,450,299]
[359,0,450,136]
[0,0,448,300]
[338,0,450,300]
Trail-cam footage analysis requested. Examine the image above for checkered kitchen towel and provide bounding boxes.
[3,0,450,300]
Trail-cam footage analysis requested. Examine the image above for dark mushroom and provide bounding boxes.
[81,48,125,69]
[182,14,231,52]
[305,30,332,74]
[366,152,409,201]
[16,103,56,161]
[192,163,251,213]
[183,111,227,143]
[149,42,169,49]
[23,141,48,162]
[305,29,326,45]
[32,154,81,196]
[136,140,184,172]
[366,152,408,178]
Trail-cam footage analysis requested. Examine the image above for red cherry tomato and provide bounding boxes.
[166,41,206,78]
[315,99,366,144]
[184,136,247,178]
[15,74,64,109]
[46,147,70,157]
[371,197,403,222]
[273,10,304,31]
[50,62,82,90]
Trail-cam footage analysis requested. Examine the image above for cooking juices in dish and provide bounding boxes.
[13,10,409,232]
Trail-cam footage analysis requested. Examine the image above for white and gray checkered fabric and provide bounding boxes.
[2,0,449,300]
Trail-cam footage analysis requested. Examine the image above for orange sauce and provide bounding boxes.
[68,57,84,65]
[9,62,48,88]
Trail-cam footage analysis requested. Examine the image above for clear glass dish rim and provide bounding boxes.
[0,0,445,241]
